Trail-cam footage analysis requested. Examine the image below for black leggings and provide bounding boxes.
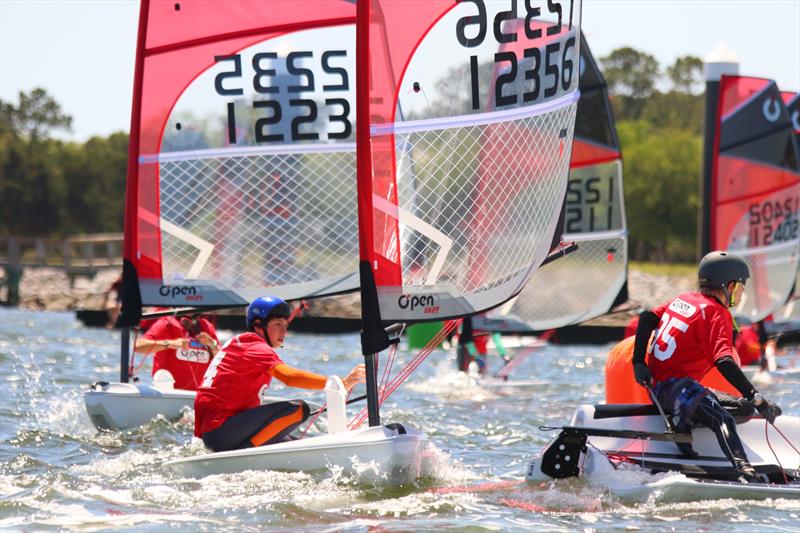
[202,400,309,452]
[692,396,753,473]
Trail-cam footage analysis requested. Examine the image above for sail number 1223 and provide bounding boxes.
[214,51,351,144]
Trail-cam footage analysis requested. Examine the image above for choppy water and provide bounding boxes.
[1,307,798,531]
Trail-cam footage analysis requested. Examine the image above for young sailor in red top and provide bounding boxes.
[632,251,782,482]
[194,296,366,452]
[134,314,220,391]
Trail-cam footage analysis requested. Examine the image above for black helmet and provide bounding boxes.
[698,251,750,288]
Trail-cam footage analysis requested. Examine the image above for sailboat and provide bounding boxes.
[84,0,365,430]
[529,62,800,499]
[93,0,585,480]
[700,76,800,322]
[768,90,800,336]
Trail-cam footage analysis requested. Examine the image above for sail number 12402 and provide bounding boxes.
[748,198,799,247]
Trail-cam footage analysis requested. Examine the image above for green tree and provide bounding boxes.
[667,55,703,95]
[601,47,660,121]
[1,88,72,141]
[640,91,704,135]
[619,120,701,262]
[61,133,129,233]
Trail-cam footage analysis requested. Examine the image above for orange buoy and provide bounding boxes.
[604,336,650,404]
[605,334,743,403]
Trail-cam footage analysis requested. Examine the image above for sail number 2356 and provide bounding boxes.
[457,0,577,110]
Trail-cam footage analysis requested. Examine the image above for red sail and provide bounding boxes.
[357,0,582,325]
[710,76,800,321]
[122,0,359,318]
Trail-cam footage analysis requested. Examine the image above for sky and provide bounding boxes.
[1,0,798,142]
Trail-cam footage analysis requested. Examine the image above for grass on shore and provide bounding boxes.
[629,260,695,276]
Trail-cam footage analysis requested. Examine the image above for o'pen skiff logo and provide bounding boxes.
[159,285,203,302]
[668,298,697,318]
[398,294,439,315]
[762,97,780,123]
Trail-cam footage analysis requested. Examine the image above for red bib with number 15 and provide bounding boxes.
[648,292,735,384]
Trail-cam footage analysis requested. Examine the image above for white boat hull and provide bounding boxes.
[527,404,800,500]
[84,381,297,431]
[84,382,195,430]
[165,424,428,483]
[612,471,800,502]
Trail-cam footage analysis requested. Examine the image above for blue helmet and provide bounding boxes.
[246,296,291,329]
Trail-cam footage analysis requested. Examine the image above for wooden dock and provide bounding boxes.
[0,233,122,305]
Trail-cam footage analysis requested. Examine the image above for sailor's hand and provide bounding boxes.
[754,395,782,424]
[633,363,653,387]
[196,332,218,350]
[343,364,366,392]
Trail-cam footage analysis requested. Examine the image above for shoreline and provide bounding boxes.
[1,266,697,318]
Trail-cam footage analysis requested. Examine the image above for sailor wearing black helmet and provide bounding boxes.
[631,251,782,483]
[194,296,365,452]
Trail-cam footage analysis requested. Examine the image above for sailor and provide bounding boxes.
[133,313,219,390]
[194,296,365,452]
[456,316,489,375]
[632,251,783,482]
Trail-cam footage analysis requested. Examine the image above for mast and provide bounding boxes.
[699,44,739,258]
[356,0,389,427]
[117,0,150,329]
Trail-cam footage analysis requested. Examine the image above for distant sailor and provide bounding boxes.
[631,251,782,483]
[194,296,365,452]
[456,316,489,375]
[133,313,219,391]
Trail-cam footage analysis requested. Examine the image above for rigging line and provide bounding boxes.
[372,320,458,418]
[129,328,142,378]
[770,420,800,456]
[379,320,460,401]
[378,344,398,396]
[765,420,789,484]
[494,330,553,379]
[348,319,460,430]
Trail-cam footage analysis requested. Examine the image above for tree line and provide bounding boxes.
[0,47,705,262]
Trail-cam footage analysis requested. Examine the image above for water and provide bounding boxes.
[1,307,798,531]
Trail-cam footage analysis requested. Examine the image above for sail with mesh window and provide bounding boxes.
[356,0,582,339]
[120,0,360,318]
[709,76,800,322]
[481,31,627,331]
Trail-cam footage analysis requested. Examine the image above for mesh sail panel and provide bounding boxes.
[734,241,800,322]
[488,33,628,331]
[497,159,627,330]
[374,99,577,321]
[506,235,627,329]
[150,146,357,304]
